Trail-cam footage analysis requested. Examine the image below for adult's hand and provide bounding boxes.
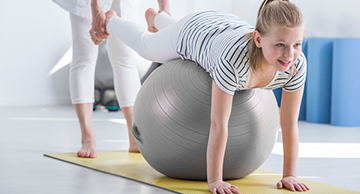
[90,0,109,40]
[158,0,170,15]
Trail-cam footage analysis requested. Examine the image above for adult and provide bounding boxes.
[53,0,170,157]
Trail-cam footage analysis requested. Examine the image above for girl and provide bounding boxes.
[91,0,310,193]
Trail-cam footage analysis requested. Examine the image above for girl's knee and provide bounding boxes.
[109,55,138,69]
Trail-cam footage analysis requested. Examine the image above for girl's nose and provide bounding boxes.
[284,46,294,57]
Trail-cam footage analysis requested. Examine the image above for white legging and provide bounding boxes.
[106,11,196,63]
[69,0,140,108]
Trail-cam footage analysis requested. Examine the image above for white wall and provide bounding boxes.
[0,0,359,107]
[230,0,360,38]
[0,1,72,107]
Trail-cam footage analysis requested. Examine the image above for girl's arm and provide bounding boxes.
[278,85,309,191]
[207,81,240,194]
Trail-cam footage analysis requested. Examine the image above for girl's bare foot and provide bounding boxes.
[105,10,117,26]
[145,8,158,33]
[77,139,97,158]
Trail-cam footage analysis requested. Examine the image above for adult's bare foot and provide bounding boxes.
[129,143,140,153]
[145,8,158,33]
[77,139,97,158]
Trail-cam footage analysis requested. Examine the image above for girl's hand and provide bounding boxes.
[277,176,310,192]
[209,180,241,194]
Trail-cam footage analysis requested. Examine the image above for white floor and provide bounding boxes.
[0,106,359,194]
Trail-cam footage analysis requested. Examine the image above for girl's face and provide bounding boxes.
[255,25,304,72]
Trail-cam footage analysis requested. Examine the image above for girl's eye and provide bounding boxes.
[276,43,285,47]
[294,43,302,47]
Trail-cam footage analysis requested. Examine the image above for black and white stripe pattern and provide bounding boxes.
[176,11,307,95]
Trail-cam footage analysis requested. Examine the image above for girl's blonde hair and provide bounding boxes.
[248,0,304,73]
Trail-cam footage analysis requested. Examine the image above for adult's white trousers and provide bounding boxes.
[69,0,140,107]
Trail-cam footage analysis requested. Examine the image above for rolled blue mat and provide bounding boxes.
[306,38,334,124]
[331,38,360,126]
[298,86,306,121]
[272,86,306,121]
[298,42,309,121]
[272,88,282,107]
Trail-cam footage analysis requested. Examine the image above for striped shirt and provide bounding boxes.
[176,11,307,95]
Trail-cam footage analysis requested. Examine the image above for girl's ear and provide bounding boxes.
[253,30,262,48]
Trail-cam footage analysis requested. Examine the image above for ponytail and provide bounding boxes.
[257,0,271,18]
[257,0,291,17]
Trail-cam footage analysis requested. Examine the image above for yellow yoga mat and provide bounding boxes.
[44,151,359,194]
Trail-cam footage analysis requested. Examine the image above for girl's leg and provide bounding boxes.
[69,13,98,158]
[107,0,140,152]
[106,10,194,63]
[154,10,178,30]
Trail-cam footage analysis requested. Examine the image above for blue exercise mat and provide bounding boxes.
[306,38,334,124]
[331,38,360,126]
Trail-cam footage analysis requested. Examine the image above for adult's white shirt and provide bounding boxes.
[53,0,113,19]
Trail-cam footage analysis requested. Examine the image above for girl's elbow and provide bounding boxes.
[210,120,227,131]
[209,123,228,138]
[280,120,298,129]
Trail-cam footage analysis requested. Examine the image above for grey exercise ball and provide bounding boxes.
[132,59,280,181]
